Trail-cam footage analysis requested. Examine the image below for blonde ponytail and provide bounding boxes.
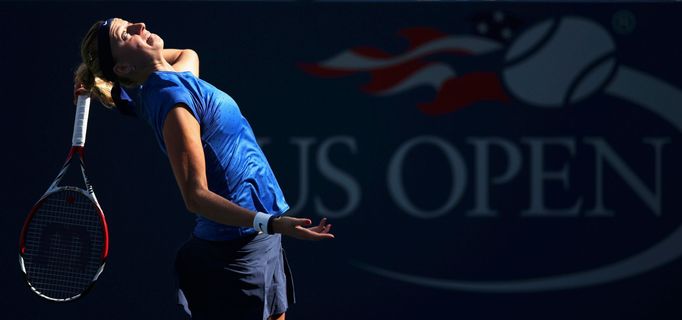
[76,21,116,109]
[74,63,115,108]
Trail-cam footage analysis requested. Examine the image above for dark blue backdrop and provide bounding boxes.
[1,2,681,319]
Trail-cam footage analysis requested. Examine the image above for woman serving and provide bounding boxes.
[75,18,334,320]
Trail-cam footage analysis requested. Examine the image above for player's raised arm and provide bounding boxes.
[163,49,199,77]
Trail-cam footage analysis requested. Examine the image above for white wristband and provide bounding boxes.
[253,212,272,234]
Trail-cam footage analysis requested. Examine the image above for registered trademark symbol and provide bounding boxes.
[612,10,636,35]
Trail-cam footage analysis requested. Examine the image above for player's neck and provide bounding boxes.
[123,59,175,87]
[150,58,175,73]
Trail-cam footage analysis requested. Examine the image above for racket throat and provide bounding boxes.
[47,147,90,193]
[67,146,85,162]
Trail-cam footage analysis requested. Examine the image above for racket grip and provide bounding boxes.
[72,95,91,147]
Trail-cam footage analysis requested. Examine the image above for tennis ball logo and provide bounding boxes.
[503,17,617,107]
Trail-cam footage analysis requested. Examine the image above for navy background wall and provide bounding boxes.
[1,2,681,319]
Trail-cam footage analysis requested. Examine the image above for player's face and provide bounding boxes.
[108,18,164,71]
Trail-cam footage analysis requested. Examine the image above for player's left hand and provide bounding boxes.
[273,217,334,241]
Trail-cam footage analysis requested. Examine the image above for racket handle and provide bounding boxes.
[72,95,91,147]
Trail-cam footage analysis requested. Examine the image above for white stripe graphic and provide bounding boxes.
[320,36,502,71]
[376,63,456,96]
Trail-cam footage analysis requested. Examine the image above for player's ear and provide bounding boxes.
[113,62,134,78]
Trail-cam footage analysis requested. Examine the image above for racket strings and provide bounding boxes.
[23,189,105,300]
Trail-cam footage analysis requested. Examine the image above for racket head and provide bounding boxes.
[19,186,109,302]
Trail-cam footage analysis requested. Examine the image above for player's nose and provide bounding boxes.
[129,22,146,34]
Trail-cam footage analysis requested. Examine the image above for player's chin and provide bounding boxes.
[154,35,165,48]
[147,34,164,49]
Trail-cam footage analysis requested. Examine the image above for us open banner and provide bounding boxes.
[1,2,680,319]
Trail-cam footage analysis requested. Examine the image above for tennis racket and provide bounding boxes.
[19,94,109,302]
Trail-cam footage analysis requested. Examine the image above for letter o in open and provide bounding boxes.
[388,136,467,218]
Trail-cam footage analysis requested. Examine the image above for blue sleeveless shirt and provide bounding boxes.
[131,71,289,240]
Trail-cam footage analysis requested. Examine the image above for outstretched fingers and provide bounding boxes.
[278,216,335,240]
[308,218,329,233]
[292,217,312,227]
[295,225,335,240]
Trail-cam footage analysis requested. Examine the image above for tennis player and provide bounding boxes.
[74,18,334,319]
